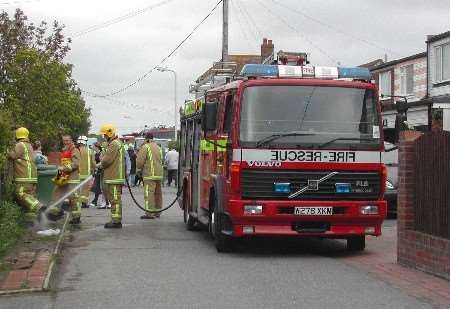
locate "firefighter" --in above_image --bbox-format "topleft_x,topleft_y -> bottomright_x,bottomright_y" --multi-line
136,132 -> 163,219
77,136 -> 95,208
49,134 -> 82,224
7,127 -> 45,222
97,124 -> 125,228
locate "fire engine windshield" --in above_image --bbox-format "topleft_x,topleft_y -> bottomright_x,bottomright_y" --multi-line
239,85 -> 381,149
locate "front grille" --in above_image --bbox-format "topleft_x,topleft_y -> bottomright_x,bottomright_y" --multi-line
241,169 -> 380,201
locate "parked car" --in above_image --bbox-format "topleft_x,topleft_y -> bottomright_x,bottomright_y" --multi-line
382,142 -> 398,217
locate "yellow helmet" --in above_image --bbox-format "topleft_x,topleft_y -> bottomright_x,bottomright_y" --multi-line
16,127 -> 30,139
99,124 -> 116,138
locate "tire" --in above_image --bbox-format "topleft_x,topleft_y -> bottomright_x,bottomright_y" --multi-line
347,236 -> 366,251
183,190 -> 195,231
211,196 -> 235,253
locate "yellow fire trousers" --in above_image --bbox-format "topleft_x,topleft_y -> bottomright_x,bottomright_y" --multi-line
106,184 -> 122,223
53,183 -> 81,219
79,177 -> 90,205
144,180 -> 162,217
15,183 -> 43,221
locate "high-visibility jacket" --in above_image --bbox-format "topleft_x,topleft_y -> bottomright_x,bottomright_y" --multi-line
100,137 -> 125,185
7,139 -> 37,183
136,141 -> 163,181
78,145 -> 95,180
61,144 -> 81,184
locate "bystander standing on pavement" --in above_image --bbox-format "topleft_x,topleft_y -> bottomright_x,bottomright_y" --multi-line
127,144 -> 137,186
32,140 -> 48,165
165,147 -> 179,187
89,143 -> 103,207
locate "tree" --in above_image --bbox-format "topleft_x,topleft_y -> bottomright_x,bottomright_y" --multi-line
0,9 -> 70,96
1,49 -> 91,150
0,9 -> 90,151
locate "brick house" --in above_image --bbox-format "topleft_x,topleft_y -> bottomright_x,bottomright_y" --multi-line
370,52 -> 428,134
425,31 -> 450,131
190,38 -> 274,97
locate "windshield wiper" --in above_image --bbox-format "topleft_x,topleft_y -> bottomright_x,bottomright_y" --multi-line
256,132 -> 316,148
318,137 -> 376,149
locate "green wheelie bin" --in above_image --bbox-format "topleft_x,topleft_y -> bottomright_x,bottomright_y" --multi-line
36,164 -> 57,205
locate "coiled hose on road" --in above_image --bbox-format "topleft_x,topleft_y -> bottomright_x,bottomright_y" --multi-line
124,174 -> 183,214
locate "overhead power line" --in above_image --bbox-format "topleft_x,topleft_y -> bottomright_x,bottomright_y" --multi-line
255,0 -> 337,64
236,0 -> 263,41
0,0 -> 40,5
230,0 -> 253,49
270,0 -> 401,56
85,0 -> 223,98
70,0 -> 175,38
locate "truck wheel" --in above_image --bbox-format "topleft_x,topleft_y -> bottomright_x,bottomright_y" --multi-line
347,236 -> 365,251
212,197 -> 235,253
183,191 -> 195,231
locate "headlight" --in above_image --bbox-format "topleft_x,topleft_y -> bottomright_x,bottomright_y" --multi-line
244,205 -> 263,215
386,180 -> 394,190
360,205 -> 379,215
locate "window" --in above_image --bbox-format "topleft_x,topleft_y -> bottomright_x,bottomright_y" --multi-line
379,71 -> 391,97
435,43 -> 450,82
239,85 -> 381,150
400,64 -> 414,95
223,95 -> 234,135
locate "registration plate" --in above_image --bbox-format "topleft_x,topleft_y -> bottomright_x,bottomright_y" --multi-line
294,207 -> 333,216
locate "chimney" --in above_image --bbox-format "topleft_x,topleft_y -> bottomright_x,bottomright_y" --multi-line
261,38 -> 274,61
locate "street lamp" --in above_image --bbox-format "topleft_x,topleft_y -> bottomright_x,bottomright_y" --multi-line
156,66 -> 177,140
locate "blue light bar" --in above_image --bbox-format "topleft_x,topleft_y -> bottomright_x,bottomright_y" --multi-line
274,182 -> 291,193
241,64 -> 278,77
240,64 -> 371,81
335,183 -> 351,193
338,67 -> 371,80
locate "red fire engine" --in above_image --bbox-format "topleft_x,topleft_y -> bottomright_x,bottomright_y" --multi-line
179,57 -> 387,252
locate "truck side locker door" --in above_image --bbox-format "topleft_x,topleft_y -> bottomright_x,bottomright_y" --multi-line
191,118 -> 201,212
200,95 -> 218,210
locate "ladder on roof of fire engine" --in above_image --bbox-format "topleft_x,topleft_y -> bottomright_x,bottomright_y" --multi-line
189,61 -> 238,96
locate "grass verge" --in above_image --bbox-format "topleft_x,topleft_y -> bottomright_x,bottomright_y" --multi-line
0,201 -> 25,257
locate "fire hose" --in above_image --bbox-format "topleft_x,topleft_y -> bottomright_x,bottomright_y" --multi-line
124,171 -> 183,214
46,169 -> 183,216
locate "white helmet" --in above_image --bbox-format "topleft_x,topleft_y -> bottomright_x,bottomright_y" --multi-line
77,135 -> 88,145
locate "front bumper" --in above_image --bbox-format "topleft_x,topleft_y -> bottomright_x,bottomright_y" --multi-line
226,200 -> 387,238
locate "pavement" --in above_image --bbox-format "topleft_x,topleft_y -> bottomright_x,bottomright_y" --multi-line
0,185 -> 449,309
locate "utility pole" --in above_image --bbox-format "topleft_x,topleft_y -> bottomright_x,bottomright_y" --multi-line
222,0 -> 229,61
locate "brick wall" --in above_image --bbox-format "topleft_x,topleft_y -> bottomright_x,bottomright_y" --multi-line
397,130 -> 450,280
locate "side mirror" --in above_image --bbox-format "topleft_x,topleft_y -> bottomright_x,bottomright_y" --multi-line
396,100 -> 408,114
385,146 -> 398,153
202,100 -> 218,132
394,114 -> 408,144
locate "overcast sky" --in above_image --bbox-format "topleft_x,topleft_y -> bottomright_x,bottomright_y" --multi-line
2,0 -> 449,135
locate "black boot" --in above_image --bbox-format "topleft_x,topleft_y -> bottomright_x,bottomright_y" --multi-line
61,201 -> 70,211
69,217 -> 81,225
140,215 -> 155,219
81,203 -> 89,209
46,208 -> 64,221
104,221 -> 122,229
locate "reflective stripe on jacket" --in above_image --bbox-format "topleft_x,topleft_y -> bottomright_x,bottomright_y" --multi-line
79,146 -> 95,179
63,144 -> 81,184
101,138 -> 125,184
8,139 -> 37,183
136,141 -> 163,180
